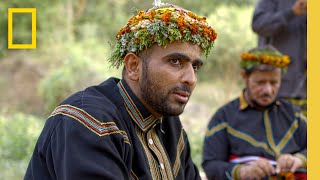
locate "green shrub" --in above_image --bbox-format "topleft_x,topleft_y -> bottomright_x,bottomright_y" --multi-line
38,57 -> 96,112
189,131 -> 205,169
0,112 -> 43,160
0,111 -> 44,180
199,5 -> 257,82
38,42 -> 121,113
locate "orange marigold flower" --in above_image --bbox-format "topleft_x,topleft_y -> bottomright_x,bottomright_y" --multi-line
148,11 -> 156,20
128,17 -> 136,25
117,29 -> 124,37
243,54 -> 249,59
263,55 -> 270,63
134,38 -> 140,44
249,54 -> 255,60
269,56 -> 275,63
240,52 -> 290,68
117,26 -> 130,37
187,11 -> 201,21
177,16 -> 186,28
202,27 -> 209,36
208,30 -> 217,42
180,25 -> 187,33
283,55 -> 290,63
186,12 -> 195,18
161,12 -> 172,23
137,11 -> 145,20
258,54 -> 264,61
189,23 -> 199,34
201,17 -> 207,21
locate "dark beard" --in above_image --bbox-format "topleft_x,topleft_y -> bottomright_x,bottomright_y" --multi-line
245,88 -> 274,111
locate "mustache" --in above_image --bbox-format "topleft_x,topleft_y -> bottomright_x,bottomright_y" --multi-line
171,85 -> 192,94
261,93 -> 272,98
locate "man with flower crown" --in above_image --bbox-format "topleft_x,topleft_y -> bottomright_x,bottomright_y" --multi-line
202,45 -> 306,180
252,0 -> 307,115
24,2 -> 217,180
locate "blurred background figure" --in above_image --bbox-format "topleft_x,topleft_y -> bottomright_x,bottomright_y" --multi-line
202,46 -> 306,180
251,0 -> 307,115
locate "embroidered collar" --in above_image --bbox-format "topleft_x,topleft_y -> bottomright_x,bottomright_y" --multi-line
239,91 -> 249,110
117,80 -> 159,131
239,90 -> 281,110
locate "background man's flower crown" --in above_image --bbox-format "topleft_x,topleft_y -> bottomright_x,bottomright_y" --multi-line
240,45 -> 291,72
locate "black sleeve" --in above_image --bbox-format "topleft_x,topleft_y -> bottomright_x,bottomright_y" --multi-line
252,0 -> 295,37
293,111 -> 307,167
25,106 -> 131,180
202,108 -> 239,180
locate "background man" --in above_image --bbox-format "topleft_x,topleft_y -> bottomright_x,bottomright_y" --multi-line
252,0 -> 307,114
202,45 -> 306,180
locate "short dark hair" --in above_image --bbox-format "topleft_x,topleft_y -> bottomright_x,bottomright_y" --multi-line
121,46 -> 153,77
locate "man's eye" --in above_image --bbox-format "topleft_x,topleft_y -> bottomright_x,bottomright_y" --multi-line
193,65 -> 199,72
170,59 -> 180,65
257,81 -> 265,85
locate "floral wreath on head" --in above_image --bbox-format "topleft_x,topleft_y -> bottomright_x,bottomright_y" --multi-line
109,3 -> 217,68
240,45 -> 291,72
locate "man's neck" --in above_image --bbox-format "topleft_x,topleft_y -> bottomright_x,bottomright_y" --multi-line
123,77 -> 162,118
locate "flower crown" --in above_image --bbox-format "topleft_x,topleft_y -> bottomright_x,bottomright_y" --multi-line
109,3 -> 217,68
240,46 -> 290,71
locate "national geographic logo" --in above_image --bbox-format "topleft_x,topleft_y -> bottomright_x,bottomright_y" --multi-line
7,8 -> 37,49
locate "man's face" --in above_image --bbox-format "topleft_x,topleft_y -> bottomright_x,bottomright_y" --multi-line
139,41 -> 202,116
245,69 -> 281,108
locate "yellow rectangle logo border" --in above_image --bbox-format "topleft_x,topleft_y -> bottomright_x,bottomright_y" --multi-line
8,8 -> 37,49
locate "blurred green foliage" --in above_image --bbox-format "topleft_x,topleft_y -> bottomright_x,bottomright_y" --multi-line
38,44 -> 100,113
38,57 -> 96,113
0,112 -> 43,160
199,5 -> 257,82
0,111 -> 44,180
188,131 -> 205,169
38,41 -> 122,113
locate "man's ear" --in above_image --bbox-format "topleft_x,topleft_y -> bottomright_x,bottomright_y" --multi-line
124,53 -> 142,81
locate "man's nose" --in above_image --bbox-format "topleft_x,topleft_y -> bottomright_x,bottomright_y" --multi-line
262,83 -> 273,94
181,64 -> 196,87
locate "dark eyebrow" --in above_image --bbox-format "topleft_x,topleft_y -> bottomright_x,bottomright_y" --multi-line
164,53 -> 203,66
